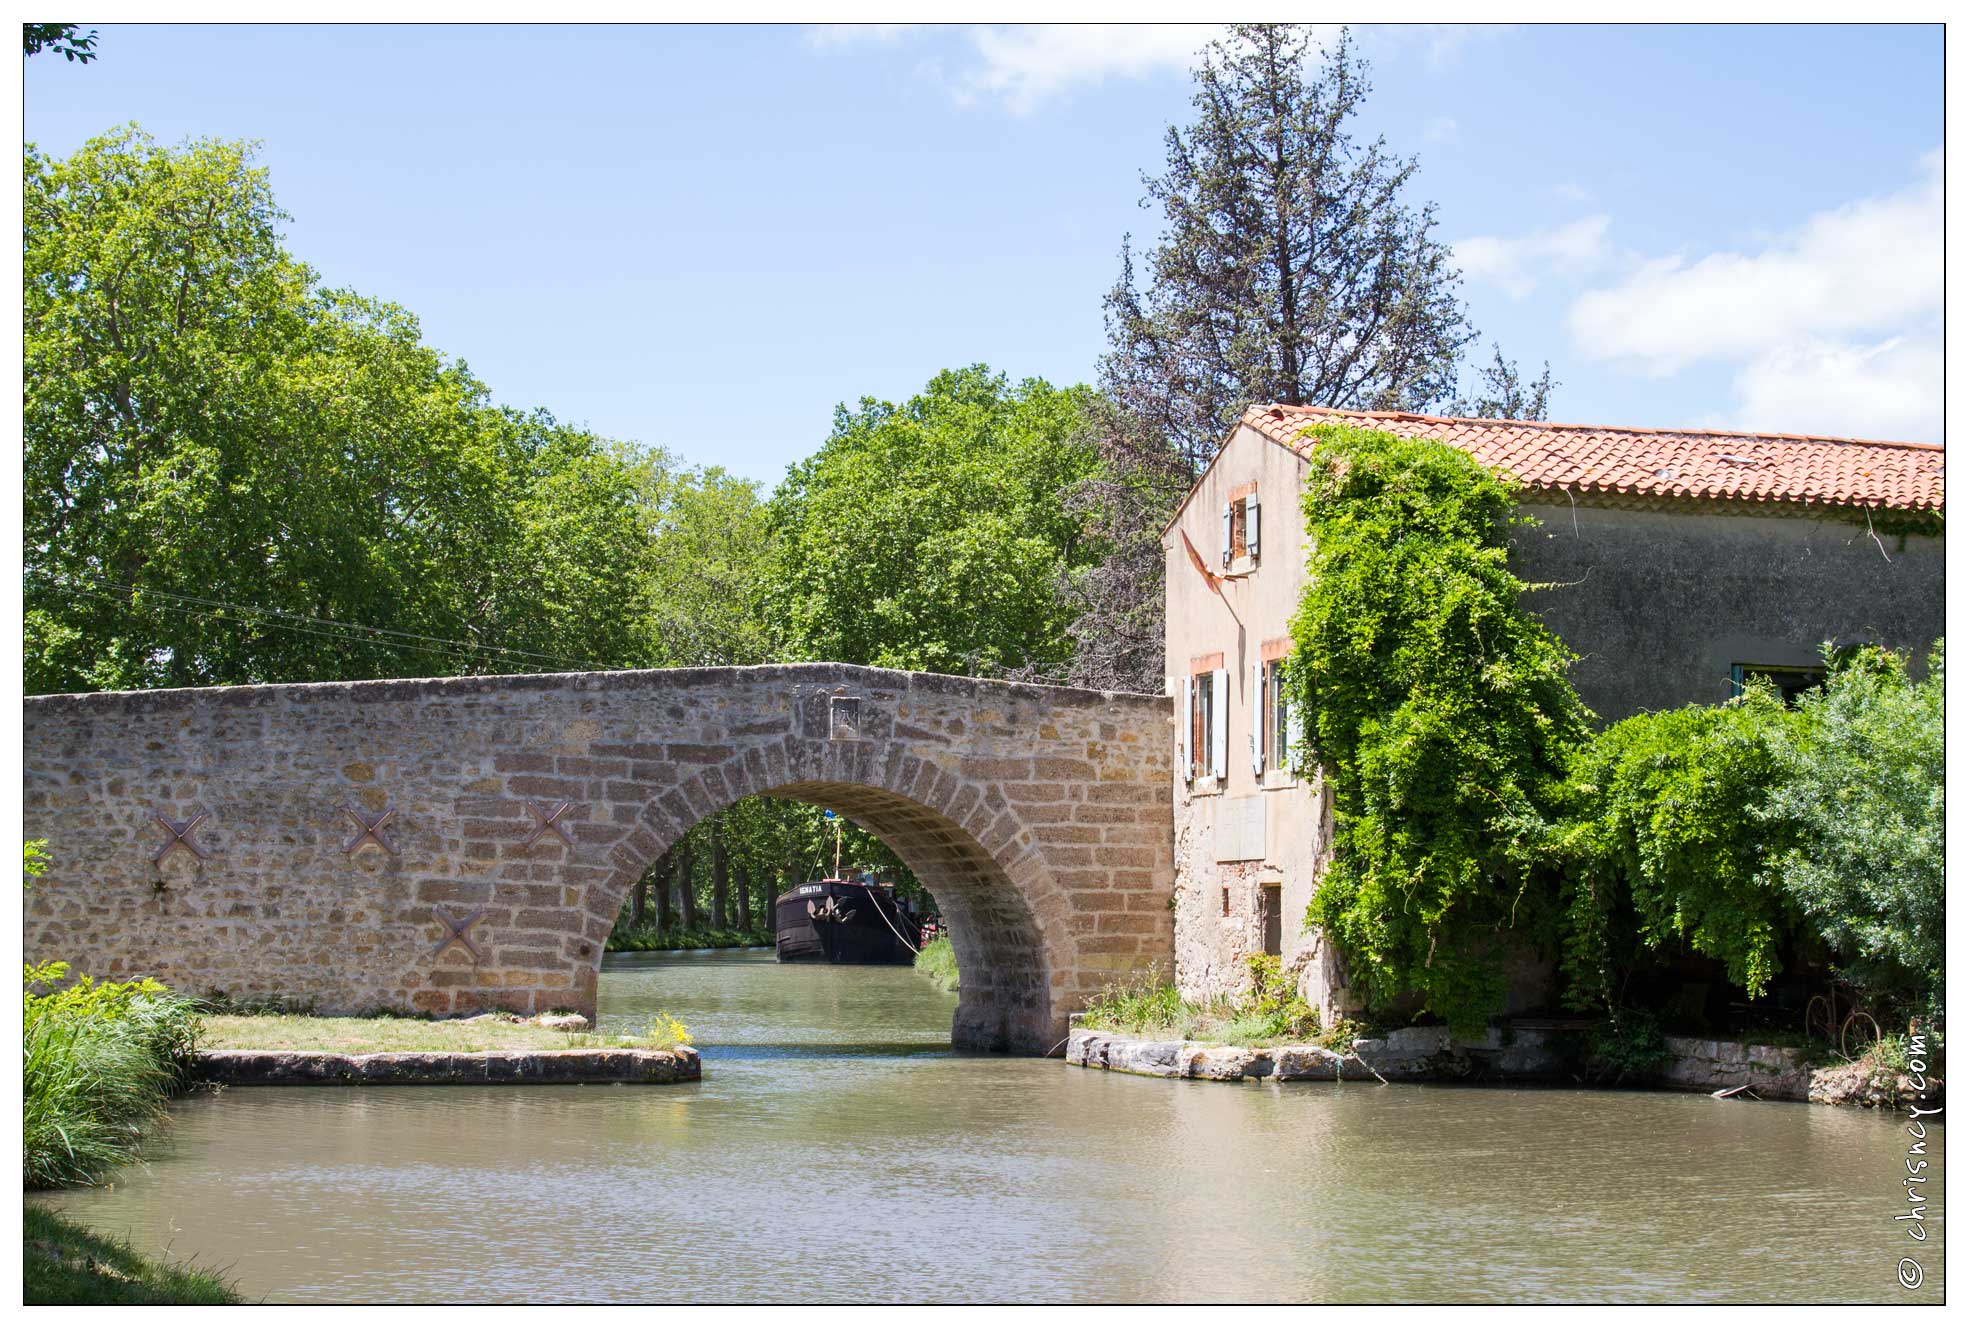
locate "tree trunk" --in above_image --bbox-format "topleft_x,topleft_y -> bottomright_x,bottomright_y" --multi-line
735,863 -> 751,931
677,841 -> 698,932
655,850 -> 675,933
711,827 -> 729,931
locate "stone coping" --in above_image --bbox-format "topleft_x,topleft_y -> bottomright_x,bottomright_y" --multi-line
1069,1027 -> 1941,1108
196,1046 -> 699,1086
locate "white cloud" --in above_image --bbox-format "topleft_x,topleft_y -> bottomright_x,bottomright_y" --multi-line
1728,334 -> 1941,442
1568,153 -> 1940,375
1422,115 -> 1459,145
1566,152 -> 1941,441
1548,181 -> 1594,205
1454,214 -> 1614,299
953,25 -> 1224,114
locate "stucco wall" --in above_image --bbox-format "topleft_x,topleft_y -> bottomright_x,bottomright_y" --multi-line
1511,501 -> 1944,722
24,664 -> 1175,1054
1160,425 -> 1346,1015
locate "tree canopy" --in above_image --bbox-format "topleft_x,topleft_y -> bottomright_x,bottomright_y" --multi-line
24,127 -> 669,692
765,366 -> 1101,678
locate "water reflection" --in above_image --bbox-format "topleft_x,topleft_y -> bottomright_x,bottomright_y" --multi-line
31,951 -> 1942,1303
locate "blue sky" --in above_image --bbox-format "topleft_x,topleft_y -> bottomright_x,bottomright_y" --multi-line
23,23 -> 1944,484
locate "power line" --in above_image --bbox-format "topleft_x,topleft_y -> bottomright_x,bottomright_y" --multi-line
32,571 -> 618,674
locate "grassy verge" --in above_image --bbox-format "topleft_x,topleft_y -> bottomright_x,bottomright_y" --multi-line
914,935 -> 959,992
200,1011 -> 693,1054
24,1206 -> 243,1305
607,925 -> 772,952
25,967 -> 202,1190
1078,958 -> 1341,1047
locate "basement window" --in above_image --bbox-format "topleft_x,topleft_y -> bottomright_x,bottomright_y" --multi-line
1731,663 -> 1826,706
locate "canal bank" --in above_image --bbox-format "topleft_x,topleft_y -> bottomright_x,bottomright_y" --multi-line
1064,1027 -> 1942,1107
32,950 -> 1943,1304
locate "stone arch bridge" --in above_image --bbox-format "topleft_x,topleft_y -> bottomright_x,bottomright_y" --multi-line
24,665 -> 1174,1053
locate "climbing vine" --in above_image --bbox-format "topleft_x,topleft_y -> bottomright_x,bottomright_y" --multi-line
1286,423 -> 1592,1035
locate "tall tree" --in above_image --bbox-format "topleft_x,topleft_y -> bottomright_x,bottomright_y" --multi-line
1068,23 -> 1555,692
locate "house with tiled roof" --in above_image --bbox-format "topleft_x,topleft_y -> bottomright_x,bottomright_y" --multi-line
1161,403 -> 1944,1016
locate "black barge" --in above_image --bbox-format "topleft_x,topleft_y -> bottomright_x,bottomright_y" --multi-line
774,876 -> 921,965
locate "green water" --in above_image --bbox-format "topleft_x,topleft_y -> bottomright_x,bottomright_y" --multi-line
31,951 -> 1944,1303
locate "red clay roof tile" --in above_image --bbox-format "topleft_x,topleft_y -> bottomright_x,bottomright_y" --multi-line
1243,405 -> 1943,514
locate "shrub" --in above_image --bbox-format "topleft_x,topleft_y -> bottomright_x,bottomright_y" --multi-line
1764,642 -> 1944,1018
24,962 -> 204,1189
913,935 -> 959,992
1582,1009 -> 1672,1084
1289,423 -> 1592,1035
1545,685 -> 1803,1010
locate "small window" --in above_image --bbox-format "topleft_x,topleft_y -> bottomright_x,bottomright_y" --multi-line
1183,664 -> 1227,781
1220,493 -> 1261,569
1221,886 -> 1231,917
1731,663 -> 1825,706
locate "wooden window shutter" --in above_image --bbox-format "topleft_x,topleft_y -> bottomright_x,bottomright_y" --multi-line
1286,689 -> 1305,771
1210,667 -> 1229,779
1221,503 -> 1233,568
1180,675 -> 1192,778
1250,658 -> 1265,775
1246,496 -> 1260,563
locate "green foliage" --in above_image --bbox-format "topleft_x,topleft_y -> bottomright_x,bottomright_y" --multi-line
24,964 -> 204,1189
913,935 -> 960,992
766,365 -> 1101,677
25,839 -> 49,882
23,24 -> 97,63
1288,423 -> 1592,1035
1079,959 -> 1320,1045
1581,1009 -> 1671,1084
1764,642 -> 1944,1018
607,925 -> 772,953
25,1206 -> 243,1306
1546,685 -> 1803,1009
25,126 -> 669,692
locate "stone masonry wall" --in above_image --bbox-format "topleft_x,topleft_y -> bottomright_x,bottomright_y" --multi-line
24,664 -> 1175,1054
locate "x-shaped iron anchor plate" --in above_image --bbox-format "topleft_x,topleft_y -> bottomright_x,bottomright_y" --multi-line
522,800 -> 575,849
430,907 -> 489,962
342,804 -> 397,856
153,812 -> 210,866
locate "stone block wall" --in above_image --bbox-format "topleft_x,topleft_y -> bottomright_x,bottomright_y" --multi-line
24,664 -> 1175,1053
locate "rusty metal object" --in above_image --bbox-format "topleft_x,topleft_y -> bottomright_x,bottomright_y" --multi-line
429,906 -> 488,962
521,799 -> 574,849
153,812 -> 210,866
341,804 -> 396,856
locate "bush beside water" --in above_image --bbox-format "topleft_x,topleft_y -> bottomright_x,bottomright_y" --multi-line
24,962 -> 203,1190
607,925 -> 773,953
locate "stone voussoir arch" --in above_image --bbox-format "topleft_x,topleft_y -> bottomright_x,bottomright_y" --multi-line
24,663 -> 1174,1054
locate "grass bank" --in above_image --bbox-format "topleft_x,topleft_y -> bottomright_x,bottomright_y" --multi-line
24,1207 -> 243,1305
607,925 -> 772,953
201,1011 -> 692,1054
914,935 -> 959,992
1078,959 -> 1344,1048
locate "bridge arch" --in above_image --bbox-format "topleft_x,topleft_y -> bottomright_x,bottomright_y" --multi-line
24,664 -> 1174,1054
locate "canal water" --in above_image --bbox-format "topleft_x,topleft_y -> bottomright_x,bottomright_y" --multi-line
34,951 -> 1943,1303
